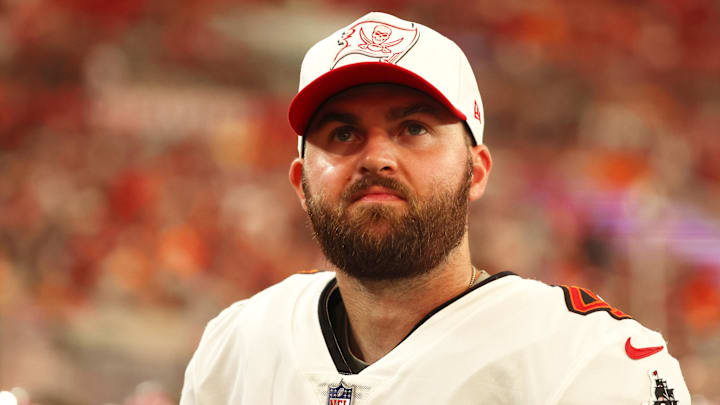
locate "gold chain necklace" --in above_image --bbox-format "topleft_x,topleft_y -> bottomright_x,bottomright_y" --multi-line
468,266 -> 478,289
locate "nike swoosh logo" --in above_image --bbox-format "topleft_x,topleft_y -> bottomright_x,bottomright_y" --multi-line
625,337 -> 663,360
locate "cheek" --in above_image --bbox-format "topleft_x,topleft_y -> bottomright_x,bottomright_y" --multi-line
305,154 -> 352,198
409,150 -> 468,196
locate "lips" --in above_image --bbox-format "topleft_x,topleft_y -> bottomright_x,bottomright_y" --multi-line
351,186 -> 406,203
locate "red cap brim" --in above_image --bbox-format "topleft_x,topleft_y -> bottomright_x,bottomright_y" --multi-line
288,62 -> 466,135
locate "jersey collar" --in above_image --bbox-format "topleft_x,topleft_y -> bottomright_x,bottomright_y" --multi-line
317,271 -> 517,374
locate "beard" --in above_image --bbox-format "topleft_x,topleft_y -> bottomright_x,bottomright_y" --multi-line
303,157 -> 473,282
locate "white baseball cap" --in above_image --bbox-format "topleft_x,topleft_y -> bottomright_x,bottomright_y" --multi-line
288,11 -> 485,156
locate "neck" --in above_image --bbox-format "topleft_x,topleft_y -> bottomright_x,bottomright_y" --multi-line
334,236 -> 473,364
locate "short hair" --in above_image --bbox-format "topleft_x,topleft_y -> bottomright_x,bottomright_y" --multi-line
463,122 -> 476,147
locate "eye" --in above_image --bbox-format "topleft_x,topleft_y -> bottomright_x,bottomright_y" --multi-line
404,122 -> 428,136
330,126 -> 357,143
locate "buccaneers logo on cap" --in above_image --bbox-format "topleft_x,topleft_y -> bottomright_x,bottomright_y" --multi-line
333,20 -> 419,68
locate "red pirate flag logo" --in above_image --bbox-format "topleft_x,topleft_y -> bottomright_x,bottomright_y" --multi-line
333,20 -> 420,68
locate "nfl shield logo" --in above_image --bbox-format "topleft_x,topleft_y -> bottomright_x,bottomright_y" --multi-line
328,380 -> 353,405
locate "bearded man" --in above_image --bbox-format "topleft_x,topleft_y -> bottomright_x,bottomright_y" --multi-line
180,12 -> 690,404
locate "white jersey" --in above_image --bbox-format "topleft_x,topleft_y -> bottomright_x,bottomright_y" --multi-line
180,271 -> 690,404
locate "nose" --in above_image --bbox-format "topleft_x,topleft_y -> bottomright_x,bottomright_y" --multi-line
359,129 -> 397,175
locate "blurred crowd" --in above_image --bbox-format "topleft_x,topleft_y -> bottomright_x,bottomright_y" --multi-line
0,0 -> 719,403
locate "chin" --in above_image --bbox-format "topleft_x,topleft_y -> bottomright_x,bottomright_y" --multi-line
348,203 -> 405,220
360,221 -> 396,236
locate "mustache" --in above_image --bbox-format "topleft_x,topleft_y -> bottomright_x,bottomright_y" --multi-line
341,174 -> 413,205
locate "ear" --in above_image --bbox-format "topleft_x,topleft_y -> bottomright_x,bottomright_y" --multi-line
289,157 -> 308,211
468,144 -> 492,202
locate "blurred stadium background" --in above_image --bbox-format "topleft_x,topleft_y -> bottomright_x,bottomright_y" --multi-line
0,0 -> 719,403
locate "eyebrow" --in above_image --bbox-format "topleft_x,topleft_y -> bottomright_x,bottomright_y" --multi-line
386,103 -> 441,121
308,112 -> 358,133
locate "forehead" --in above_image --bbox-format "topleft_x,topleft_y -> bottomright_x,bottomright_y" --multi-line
309,84 -> 456,125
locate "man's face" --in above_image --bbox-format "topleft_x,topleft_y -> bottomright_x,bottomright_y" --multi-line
290,84 -> 490,281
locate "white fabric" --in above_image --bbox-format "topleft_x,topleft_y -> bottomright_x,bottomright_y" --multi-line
180,272 -> 691,404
